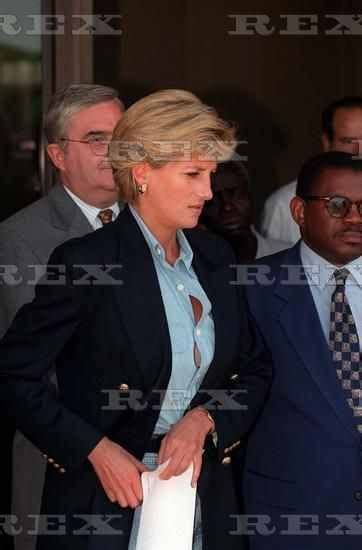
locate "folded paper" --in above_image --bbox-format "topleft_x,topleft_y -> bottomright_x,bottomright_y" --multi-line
135,461 -> 197,550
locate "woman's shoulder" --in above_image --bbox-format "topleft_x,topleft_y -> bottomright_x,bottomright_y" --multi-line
185,227 -> 236,264
49,221 -> 120,266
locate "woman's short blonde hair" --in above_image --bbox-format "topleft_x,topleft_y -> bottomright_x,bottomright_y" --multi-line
109,89 -> 236,203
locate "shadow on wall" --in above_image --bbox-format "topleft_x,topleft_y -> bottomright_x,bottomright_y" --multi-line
202,89 -> 288,219
118,82 -> 157,109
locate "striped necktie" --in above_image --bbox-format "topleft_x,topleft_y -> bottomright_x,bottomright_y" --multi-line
97,209 -> 113,226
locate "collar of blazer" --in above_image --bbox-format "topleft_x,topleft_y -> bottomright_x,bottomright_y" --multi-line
266,242 -> 360,441
101,206 -> 241,403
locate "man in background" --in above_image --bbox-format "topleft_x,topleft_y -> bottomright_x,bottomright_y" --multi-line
200,160 -> 289,262
245,151 -> 362,549
0,83 -> 124,550
260,96 -> 362,244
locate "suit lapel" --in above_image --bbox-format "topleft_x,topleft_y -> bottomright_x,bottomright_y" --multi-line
109,213 -> 239,402
274,245 -> 359,440
47,184 -> 94,238
110,208 -> 171,392
188,236 -> 238,391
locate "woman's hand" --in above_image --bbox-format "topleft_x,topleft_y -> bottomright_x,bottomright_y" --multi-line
88,437 -> 149,508
157,407 -> 214,487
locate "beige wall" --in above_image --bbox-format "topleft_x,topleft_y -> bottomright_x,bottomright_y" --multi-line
93,0 -> 362,216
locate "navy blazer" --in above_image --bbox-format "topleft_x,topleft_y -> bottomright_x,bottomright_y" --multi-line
0,206 -> 271,550
244,243 -> 362,550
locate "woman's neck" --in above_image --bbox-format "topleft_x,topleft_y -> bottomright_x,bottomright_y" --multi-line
132,204 -> 180,265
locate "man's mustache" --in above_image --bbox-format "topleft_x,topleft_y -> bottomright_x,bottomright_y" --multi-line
339,225 -> 362,233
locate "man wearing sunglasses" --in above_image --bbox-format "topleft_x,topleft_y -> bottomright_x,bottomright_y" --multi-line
243,151 -> 362,550
0,84 -> 124,550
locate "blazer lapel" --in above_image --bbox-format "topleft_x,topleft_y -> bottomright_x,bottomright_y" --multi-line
110,217 -> 240,402
110,208 -> 171,393
274,244 -> 359,440
188,236 -> 239,391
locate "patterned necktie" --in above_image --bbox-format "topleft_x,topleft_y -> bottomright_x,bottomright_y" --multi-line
329,268 -> 362,432
97,209 -> 113,226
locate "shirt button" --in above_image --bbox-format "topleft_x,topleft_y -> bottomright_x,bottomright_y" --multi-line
155,246 -> 161,255
176,283 -> 184,292
196,328 -> 201,336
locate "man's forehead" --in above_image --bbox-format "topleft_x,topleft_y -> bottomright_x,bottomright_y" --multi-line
333,107 -> 362,134
315,167 -> 362,194
66,100 -> 122,135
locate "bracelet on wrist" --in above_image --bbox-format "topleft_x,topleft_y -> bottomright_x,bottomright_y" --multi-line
196,407 -> 216,434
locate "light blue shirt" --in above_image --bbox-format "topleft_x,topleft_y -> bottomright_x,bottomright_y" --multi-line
129,206 -> 215,434
300,241 -> 362,348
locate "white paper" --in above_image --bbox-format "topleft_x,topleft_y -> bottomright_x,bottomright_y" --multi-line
135,461 -> 197,550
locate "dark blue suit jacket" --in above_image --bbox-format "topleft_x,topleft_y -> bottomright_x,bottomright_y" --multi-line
0,206 -> 271,550
244,243 -> 362,550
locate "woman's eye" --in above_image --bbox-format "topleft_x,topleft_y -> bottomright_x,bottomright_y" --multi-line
185,171 -> 199,177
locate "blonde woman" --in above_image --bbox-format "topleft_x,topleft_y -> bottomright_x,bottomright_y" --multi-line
0,90 -> 271,550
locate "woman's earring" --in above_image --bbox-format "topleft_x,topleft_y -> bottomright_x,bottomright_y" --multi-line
137,182 -> 148,195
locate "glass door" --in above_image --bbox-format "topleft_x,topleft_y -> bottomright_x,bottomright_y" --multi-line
0,0 -> 42,221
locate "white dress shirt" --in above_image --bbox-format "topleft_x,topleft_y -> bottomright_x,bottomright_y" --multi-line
261,179 -> 299,245
300,240 -> 362,347
63,185 -> 120,229
252,226 -> 290,259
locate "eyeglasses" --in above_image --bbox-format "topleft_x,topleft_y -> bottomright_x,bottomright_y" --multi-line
302,195 -> 362,218
60,137 -> 110,156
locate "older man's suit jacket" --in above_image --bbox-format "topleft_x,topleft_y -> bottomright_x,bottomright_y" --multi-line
0,206 -> 271,550
0,184 -> 93,550
0,184 -> 93,336
244,243 -> 362,550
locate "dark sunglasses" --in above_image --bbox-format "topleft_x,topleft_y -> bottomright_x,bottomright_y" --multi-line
302,195 -> 362,218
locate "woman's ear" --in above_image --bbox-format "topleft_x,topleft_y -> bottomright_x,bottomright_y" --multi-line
132,162 -> 150,185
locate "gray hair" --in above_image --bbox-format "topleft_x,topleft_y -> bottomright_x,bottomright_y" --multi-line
44,84 -> 124,144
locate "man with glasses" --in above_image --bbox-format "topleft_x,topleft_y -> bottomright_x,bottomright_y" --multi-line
0,84 -> 124,550
260,96 -> 362,245
243,151 -> 362,550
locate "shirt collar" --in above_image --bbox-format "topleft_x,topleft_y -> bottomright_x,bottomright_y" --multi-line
63,185 -> 119,226
300,240 -> 362,289
129,205 -> 194,270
